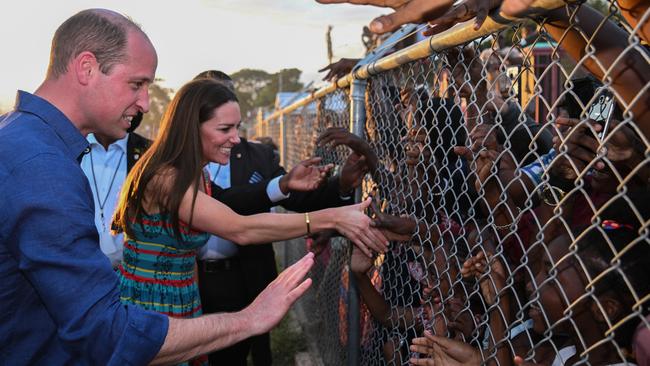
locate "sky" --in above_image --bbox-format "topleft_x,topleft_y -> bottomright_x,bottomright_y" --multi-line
0,0 -> 385,111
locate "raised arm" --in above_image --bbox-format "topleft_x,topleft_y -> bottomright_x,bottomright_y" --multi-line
543,4 -> 650,136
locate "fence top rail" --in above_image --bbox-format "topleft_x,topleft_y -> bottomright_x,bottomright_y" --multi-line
263,0 -> 567,123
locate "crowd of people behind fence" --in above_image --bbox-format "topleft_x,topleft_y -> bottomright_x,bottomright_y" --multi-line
0,0 -> 648,365
308,0 -> 650,365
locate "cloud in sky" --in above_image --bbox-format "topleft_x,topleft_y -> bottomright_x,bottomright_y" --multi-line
0,0 -> 385,106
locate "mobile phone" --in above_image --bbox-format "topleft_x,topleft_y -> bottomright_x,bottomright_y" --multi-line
587,93 -> 615,139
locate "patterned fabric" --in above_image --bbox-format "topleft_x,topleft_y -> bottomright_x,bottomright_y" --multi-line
118,201 -> 210,366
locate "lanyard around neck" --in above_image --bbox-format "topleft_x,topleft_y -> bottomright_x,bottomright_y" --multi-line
89,148 -> 125,230
211,164 -> 223,185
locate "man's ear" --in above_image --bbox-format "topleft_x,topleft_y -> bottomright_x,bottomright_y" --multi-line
591,295 -> 623,324
73,51 -> 98,85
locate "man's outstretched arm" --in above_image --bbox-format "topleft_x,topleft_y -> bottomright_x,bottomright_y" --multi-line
150,252 -> 315,365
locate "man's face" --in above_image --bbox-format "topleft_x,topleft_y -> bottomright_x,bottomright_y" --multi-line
87,30 -> 157,140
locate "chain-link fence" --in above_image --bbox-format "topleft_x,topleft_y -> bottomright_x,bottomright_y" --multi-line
257,1 -> 649,365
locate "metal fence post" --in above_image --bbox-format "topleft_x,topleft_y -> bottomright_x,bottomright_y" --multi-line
347,78 -> 367,366
279,113 -> 286,168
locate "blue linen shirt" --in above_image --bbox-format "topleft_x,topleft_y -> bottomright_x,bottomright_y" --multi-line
0,91 -> 168,365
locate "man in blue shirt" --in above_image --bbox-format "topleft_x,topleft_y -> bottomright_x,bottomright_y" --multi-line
0,8 -> 314,365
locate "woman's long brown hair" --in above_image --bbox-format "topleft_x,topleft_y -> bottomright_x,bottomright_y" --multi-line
114,79 -> 238,242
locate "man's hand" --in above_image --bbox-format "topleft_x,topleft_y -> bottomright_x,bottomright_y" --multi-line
279,157 -> 334,194
339,152 -> 369,195
243,252 -> 315,335
315,0 -> 454,34
319,58 -> 361,81
317,127 -> 378,174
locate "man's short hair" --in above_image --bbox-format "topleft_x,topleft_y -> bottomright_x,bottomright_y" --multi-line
47,9 -> 143,79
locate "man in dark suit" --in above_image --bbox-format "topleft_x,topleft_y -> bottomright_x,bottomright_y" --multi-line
195,70 -> 366,365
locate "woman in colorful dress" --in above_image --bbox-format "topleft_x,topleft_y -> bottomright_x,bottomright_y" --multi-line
113,79 -> 387,366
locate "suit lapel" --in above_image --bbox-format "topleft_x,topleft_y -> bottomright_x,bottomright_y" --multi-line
230,143 -> 247,185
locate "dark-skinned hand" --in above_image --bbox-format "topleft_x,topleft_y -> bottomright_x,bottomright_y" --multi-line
423,0 -> 502,35
317,127 -> 379,174
318,58 -> 360,81
315,0 -> 454,35
369,199 -> 417,241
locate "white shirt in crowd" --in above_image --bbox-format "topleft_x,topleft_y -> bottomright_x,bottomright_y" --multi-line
80,133 -> 128,267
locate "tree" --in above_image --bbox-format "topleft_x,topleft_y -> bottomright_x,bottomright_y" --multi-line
230,68 -> 304,119
139,79 -> 174,140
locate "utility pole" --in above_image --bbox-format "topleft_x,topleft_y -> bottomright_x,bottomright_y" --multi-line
326,25 -> 334,64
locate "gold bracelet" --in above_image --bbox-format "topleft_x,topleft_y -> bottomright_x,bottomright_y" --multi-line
305,212 -> 311,235
494,206 -> 522,231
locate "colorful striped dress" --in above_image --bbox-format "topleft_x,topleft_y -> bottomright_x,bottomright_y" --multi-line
118,213 -> 209,366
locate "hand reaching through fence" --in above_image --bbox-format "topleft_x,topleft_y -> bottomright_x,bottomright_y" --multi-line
317,127 -> 379,175
423,0 -> 501,35
319,58 -> 360,81
315,0 -> 454,34
409,331 -> 482,366
350,245 -> 427,332
339,152 -> 369,196
554,117 -> 648,185
461,251 -> 506,306
306,229 -> 336,256
368,198 -> 417,241
543,4 -> 650,137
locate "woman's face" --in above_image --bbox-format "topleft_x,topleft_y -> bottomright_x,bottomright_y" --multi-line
200,101 -> 241,164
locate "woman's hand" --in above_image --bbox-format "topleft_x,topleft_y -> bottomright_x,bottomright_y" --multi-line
332,198 -> 389,257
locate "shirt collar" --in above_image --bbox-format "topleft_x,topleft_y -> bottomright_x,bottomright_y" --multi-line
14,90 -> 89,162
87,133 -> 129,153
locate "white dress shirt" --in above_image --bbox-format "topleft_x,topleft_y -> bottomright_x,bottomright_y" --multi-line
80,134 -> 128,267
198,161 -> 289,260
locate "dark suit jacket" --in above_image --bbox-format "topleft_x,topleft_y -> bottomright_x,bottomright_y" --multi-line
126,132 -> 151,172
210,138 -> 353,299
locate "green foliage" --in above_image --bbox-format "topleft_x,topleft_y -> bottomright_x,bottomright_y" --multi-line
139,79 -> 173,140
231,68 -> 304,119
